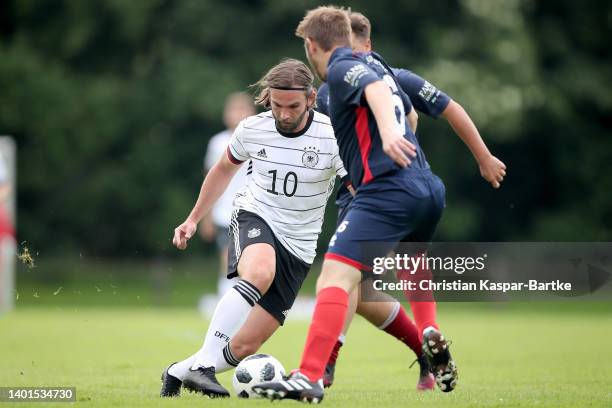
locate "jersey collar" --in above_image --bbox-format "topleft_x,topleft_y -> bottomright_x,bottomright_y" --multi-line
328,47 -> 354,67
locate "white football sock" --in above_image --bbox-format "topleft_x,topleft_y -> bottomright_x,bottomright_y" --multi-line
423,325 -> 437,336
192,279 -> 261,369
378,301 -> 400,330
168,353 -> 197,380
214,343 -> 241,374
337,334 -> 346,344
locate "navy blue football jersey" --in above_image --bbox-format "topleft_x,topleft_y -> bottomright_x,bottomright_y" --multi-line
316,82 -> 331,116
391,68 -> 450,118
326,48 -> 432,190
320,51 -> 451,209
325,48 -> 431,202
319,66 -> 450,120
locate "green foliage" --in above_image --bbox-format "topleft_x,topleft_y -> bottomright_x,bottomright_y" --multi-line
1,0 -> 610,256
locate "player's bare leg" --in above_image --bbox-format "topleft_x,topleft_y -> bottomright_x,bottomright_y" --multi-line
178,243 -> 275,398
254,260 -> 360,403
236,243 -> 276,293
226,304 -> 280,363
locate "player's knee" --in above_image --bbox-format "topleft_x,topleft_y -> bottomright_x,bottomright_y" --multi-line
355,299 -> 381,323
231,338 -> 261,361
315,273 -> 327,293
355,298 -> 369,316
316,267 -> 340,292
316,259 -> 360,293
240,260 -> 275,293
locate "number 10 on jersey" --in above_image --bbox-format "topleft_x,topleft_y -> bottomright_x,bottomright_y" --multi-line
267,169 -> 298,197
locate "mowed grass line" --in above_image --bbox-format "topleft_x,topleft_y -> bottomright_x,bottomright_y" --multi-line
0,304 -> 611,407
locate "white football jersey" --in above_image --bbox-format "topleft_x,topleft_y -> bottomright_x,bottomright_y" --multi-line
227,110 -> 347,264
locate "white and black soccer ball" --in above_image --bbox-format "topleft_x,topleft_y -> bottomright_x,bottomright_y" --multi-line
232,354 -> 285,398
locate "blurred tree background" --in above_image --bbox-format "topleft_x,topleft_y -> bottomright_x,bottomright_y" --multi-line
1,0 -> 611,261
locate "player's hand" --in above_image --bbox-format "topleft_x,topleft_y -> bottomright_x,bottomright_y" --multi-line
381,131 -> 417,168
173,219 -> 197,250
478,154 -> 507,189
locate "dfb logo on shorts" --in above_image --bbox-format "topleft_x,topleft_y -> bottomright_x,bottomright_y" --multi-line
248,228 -> 261,239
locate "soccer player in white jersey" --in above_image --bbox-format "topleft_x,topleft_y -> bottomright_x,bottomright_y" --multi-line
160,58 -> 348,398
200,92 -> 255,298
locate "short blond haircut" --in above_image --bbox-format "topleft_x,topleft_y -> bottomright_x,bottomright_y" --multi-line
295,6 -> 352,51
349,11 -> 371,41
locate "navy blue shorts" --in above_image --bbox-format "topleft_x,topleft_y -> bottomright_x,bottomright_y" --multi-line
327,169 -> 445,270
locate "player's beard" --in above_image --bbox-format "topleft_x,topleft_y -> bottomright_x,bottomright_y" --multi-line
275,107 -> 309,133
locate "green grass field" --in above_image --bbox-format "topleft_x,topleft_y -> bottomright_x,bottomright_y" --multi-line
1,303 -> 611,407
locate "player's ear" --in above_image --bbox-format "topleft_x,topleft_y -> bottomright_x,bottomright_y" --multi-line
305,38 -> 316,54
307,88 -> 316,109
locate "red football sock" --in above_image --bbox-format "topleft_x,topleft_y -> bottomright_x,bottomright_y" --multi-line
328,340 -> 343,365
299,287 -> 349,381
383,305 -> 423,357
409,300 -> 438,340
397,253 -> 439,340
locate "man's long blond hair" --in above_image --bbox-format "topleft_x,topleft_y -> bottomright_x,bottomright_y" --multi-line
251,58 -> 315,108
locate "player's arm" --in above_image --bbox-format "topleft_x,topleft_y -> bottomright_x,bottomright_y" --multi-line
394,68 -> 506,188
198,157 -> 217,242
346,182 -> 356,197
441,100 -> 506,188
173,152 -> 243,250
364,81 -> 417,167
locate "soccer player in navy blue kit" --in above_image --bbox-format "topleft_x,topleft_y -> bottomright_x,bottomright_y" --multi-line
255,7 -> 505,403
317,11 -> 507,392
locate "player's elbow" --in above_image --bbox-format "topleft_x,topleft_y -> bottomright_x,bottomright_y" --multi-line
442,99 -> 464,119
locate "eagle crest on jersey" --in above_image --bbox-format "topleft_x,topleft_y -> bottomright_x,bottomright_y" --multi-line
302,147 -> 320,168
226,110 -> 347,264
